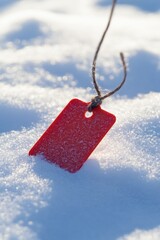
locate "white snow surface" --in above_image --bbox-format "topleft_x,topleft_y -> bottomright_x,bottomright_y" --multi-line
0,0 -> 160,239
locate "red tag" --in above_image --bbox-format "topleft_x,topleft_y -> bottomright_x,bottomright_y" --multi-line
29,99 -> 116,173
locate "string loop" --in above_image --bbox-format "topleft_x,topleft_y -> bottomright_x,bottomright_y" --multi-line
88,96 -> 102,112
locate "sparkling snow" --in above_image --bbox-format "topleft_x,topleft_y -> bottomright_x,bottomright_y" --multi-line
0,0 -> 160,239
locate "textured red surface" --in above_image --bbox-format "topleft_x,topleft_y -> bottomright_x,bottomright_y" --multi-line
29,99 -> 116,173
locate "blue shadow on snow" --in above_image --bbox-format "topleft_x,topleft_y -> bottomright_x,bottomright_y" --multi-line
3,20 -> 46,45
117,51 -> 160,98
97,0 -> 160,12
0,0 -> 17,11
0,102 -> 39,133
30,158 -> 160,240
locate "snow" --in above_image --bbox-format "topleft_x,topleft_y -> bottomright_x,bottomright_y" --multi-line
0,0 -> 160,239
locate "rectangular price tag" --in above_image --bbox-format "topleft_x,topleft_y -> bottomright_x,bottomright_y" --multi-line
29,99 -> 116,173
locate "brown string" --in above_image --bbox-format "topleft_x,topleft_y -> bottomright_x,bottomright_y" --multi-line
88,0 -> 127,112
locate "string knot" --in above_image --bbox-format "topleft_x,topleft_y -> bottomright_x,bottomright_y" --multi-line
87,96 -> 102,112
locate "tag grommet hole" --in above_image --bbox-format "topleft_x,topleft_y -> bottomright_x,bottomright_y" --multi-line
85,111 -> 93,118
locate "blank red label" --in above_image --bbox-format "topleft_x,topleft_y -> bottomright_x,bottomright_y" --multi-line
29,99 -> 116,173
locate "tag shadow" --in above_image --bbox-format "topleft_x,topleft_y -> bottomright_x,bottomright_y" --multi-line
31,157 -> 160,240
